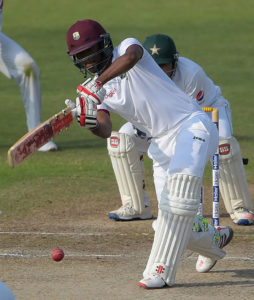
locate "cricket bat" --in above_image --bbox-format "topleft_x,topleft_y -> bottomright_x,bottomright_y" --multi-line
7,107 -> 73,168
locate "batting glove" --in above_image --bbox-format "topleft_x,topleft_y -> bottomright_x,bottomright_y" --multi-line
77,76 -> 106,105
65,97 -> 97,129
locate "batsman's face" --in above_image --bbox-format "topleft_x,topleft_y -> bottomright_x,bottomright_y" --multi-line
76,44 -> 102,73
159,63 -> 173,77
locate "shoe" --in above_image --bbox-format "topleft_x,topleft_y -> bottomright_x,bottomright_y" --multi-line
138,274 -> 166,289
38,141 -> 58,152
196,226 -> 234,273
196,256 -> 217,273
230,207 -> 254,225
152,219 -> 157,231
108,205 -> 153,221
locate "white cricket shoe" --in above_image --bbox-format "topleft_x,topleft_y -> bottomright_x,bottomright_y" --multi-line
38,141 -> 58,152
230,207 -> 254,225
196,226 -> 234,273
138,274 -> 166,289
152,219 -> 158,231
195,256 -> 217,273
108,205 -> 153,221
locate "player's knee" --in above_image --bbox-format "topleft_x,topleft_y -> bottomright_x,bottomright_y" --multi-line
15,52 -> 40,78
159,174 -> 201,214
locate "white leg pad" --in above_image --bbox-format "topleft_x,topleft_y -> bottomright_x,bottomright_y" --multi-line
107,131 -> 145,214
143,174 -> 201,286
219,136 -> 252,213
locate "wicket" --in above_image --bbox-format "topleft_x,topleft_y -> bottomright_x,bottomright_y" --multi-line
198,107 -> 220,226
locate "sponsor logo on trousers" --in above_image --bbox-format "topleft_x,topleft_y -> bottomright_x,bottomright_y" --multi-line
193,136 -> 205,142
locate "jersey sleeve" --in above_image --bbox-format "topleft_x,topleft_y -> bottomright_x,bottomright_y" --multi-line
114,38 -> 143,58
97,102 -> 110,113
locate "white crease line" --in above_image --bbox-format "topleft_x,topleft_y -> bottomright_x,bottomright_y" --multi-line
0,253 -> 125,258
0,252 -> 253,261
0,231 -> 129,236
0,253 -> 49,258
0,231 -> 150,237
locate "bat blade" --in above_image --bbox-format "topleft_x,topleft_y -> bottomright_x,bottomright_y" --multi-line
7,107 -> 73,168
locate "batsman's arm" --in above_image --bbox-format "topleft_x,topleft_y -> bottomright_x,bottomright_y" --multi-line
97,44 -> 143,85
89,109 -> 112,139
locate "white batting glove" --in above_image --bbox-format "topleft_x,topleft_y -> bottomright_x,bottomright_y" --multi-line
65,97 -> 97,129
77,76 -> 106,105
65,99 -> 77,117
76,96 -> 98,128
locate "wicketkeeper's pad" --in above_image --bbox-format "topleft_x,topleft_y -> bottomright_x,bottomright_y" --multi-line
219,136 -> 252,213
107,131 -> 146,214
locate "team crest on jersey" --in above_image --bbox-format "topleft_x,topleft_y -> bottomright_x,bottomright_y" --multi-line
219,144 -> 230,155
110,136 -> 119,147
196,90 -> 204,102
73,32 -> 80,40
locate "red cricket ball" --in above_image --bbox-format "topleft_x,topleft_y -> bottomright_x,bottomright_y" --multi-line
51,247 -> 64,262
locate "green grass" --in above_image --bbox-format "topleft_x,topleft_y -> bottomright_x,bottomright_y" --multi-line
0,0 -> 253,219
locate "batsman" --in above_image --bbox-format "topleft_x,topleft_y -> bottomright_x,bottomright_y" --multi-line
107,34 -> 253,226
65,19 -> 233,288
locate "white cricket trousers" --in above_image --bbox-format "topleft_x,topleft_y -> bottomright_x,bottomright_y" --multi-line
0,32 -> 41,131
148,112 -> 219,205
